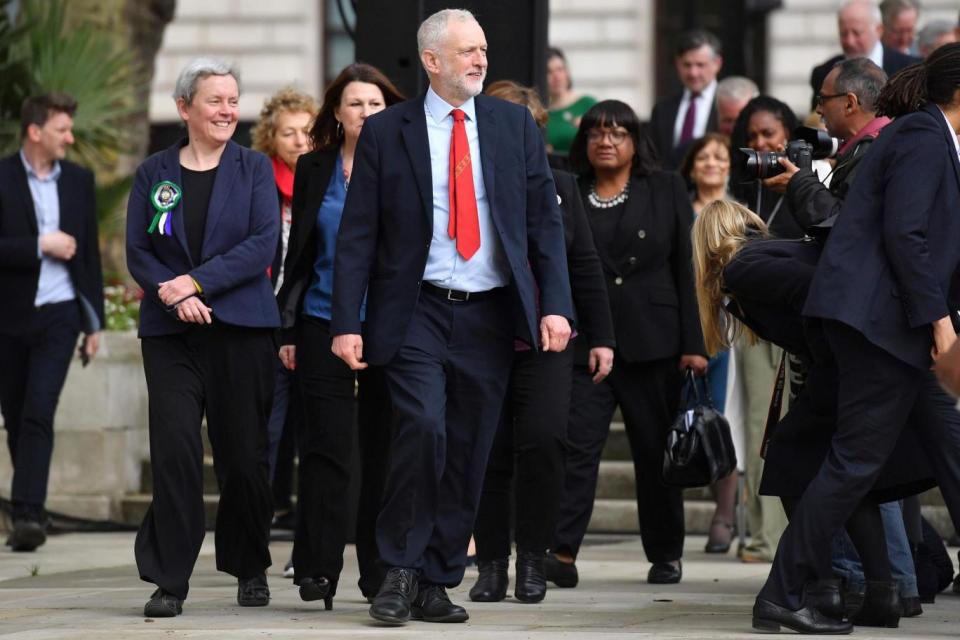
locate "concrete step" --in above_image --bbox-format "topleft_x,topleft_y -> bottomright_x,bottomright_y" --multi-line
588,498 -> 716,535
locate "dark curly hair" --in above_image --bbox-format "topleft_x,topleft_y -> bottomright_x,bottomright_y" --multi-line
568,99 -> 659,178
877,42 -> 960,117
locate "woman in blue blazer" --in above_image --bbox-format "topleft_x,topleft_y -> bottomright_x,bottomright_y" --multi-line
126,58 -> 280,618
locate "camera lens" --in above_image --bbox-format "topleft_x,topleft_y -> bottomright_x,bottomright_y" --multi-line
735,148 -> 786,181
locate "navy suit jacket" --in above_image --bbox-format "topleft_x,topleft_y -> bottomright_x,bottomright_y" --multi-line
0,153 -> 104,335
331,93 -> 574,365
126,140 -> 280,337
803,103 -> 960,370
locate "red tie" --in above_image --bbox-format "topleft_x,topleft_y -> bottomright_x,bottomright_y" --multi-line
448,108 -> 480,260
679,92 -> 698,145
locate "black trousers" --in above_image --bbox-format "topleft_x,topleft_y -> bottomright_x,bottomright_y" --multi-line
378,289 -> 514,586
0,301 -> 80,518
135,323 -> 275,600
759,321 -> 922,609
554,357 -> 684,563
474,347 -> 574,561
292,316 -> 391,597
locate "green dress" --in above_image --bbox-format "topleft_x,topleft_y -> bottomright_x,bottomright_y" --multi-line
547,95 -> 597,155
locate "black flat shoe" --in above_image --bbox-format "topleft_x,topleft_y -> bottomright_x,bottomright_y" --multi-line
543,553 -> 578,588
469,557 -> 508,602
144,588 -> 183,618
850,580 -> 900,628
6,519 -> 46,552
369,567 -> 418,625
647,560 -> 682,584
411,584 -> 469,623
299,576 -> 333,610
752,598 -> 852,634
515,550 -> 547,603
237,574 -> 270,607
901,595 -> 922,618
803,578 -> 844,620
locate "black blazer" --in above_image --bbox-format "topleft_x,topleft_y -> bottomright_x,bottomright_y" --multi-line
809,47 -> 919,107
276,148 -> 338,341
648,91 -> 719,170
804,103 -> 960,371
552,170 -> 615,360
579,171 -> 706,363
0,152 -> 104,335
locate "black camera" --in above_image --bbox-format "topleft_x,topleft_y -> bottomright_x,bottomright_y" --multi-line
735,126 -> 839,181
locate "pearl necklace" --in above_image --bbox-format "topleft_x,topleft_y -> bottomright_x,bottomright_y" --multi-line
588,181 -> 630,209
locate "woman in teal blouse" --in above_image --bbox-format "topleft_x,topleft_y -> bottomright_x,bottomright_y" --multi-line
546,47 -> 597,155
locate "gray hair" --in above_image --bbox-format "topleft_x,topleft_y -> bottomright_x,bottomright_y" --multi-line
839,0 -> 883,26
416,8 -> 477,56
879,0 -> 920,27
716,76 -> 759,104
917,19 -> 953,54
173,57 -> 242,104
831,57 -> 887,111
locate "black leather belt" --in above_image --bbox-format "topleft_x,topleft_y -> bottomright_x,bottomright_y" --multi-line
421,282 -> 503,302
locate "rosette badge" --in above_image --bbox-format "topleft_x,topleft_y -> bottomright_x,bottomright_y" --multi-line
147,180 -> 182,236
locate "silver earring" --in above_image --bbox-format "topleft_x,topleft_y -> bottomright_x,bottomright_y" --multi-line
336,121 -> 343,137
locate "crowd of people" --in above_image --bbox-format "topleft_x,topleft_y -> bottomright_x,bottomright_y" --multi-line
5,0 -> 960,633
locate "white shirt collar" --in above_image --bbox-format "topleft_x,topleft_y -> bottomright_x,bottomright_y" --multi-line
19,149 -> 61,181
425,86 -> 477,125
865,40 -> 884,68
937,106 -> 960,159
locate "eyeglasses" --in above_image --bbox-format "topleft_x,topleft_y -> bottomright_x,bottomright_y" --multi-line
587,128 -> 629,146
815,92 -> 847,106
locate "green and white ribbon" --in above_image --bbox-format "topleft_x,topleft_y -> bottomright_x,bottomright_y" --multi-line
147,180 -> 182,235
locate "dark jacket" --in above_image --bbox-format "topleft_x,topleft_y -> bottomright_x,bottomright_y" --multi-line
648,91 -> 719,170
578,171 -> 706,363
0,152 -> 104,335
126,139 -> 281,337
809,47 -> 920,108
276,148 -> 338,342
331,94 -> 574,365
804,103 -> 960,370
552,169 -> 615,361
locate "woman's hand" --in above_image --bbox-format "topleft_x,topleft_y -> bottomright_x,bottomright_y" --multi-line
175,295 -> 213,324
279,344 -> 296,371
679,354 -> 708,376
159,274 -> 198,306
588,347 -> 614,383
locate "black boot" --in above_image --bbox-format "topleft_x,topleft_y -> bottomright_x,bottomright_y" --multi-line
514,550 -> 547,603
543,553 -> 578,588
469,558 -> 508,602
803,578 -> 845,620
850,580 -> 900,628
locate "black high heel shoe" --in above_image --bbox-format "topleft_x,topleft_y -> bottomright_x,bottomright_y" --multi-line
299,576 -> 334,610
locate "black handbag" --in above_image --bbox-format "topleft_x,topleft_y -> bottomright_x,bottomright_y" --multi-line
662,369 -> 737,488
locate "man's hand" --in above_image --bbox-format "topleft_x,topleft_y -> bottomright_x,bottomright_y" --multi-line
540,315 -> 571,353
932,316 -> 958,364
83,331 -> 101,360
679,354 -> 709,375
761,157 -> 801,194
175,296 -> 213,324
39,231 -> 76,261
332,334 -> 368,370
588,346 -> 614,383
935,339 -> 960,397
279,344 -> 296,371
158,274 -> 198,307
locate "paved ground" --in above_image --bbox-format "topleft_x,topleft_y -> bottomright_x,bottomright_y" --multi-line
0,532 -> 958,638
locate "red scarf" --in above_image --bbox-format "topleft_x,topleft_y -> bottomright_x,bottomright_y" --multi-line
838,116 -> 891,156
271,155 -> 294,202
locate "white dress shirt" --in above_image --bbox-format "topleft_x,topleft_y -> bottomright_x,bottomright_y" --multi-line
422,86 -> 510,292
672,79 -> 718,147
867,40 -> 884,68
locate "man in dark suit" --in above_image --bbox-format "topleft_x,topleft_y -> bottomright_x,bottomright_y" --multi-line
648,29 -> 722,170
331,8 -> 573,626
0,93 -> 104,552
809,0 -> 919,109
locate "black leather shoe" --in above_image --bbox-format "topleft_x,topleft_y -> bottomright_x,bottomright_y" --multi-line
803,578 -> 844,620
144,588 -> 183,617
901,595 -> 923,618
850,580 -> 900,628
543,553 -> 578,588
412,584 -> 469,623
299,576 -> 333,610
369,567 -> 418,625
469,558 -> 508,602
6,519 -> 46,552
752,598 -> 852,634
237,574 -> 270,607
515,550 -> 547,603
647,560 -> 682,584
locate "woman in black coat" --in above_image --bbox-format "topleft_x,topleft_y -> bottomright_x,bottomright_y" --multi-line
547,100 -> 707,587
275,63 -> 404,608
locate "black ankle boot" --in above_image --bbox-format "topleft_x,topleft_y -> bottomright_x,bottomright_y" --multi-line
469,558 -> 508,602
515,550 -> 547,603
803,578 -> 844,620
850,580 -> 900,628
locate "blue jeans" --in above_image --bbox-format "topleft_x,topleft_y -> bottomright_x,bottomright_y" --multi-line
705,350 -> 729,413
831,500 -> 918,597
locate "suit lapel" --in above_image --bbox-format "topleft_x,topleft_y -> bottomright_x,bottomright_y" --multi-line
10,155 -> 39,235
203,140 -> 241,246
400,98 -> 434,226
924,103 -> 960,192
475,95 -> 497,221
617,177 -> 650,263
157,141 -> 192,261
